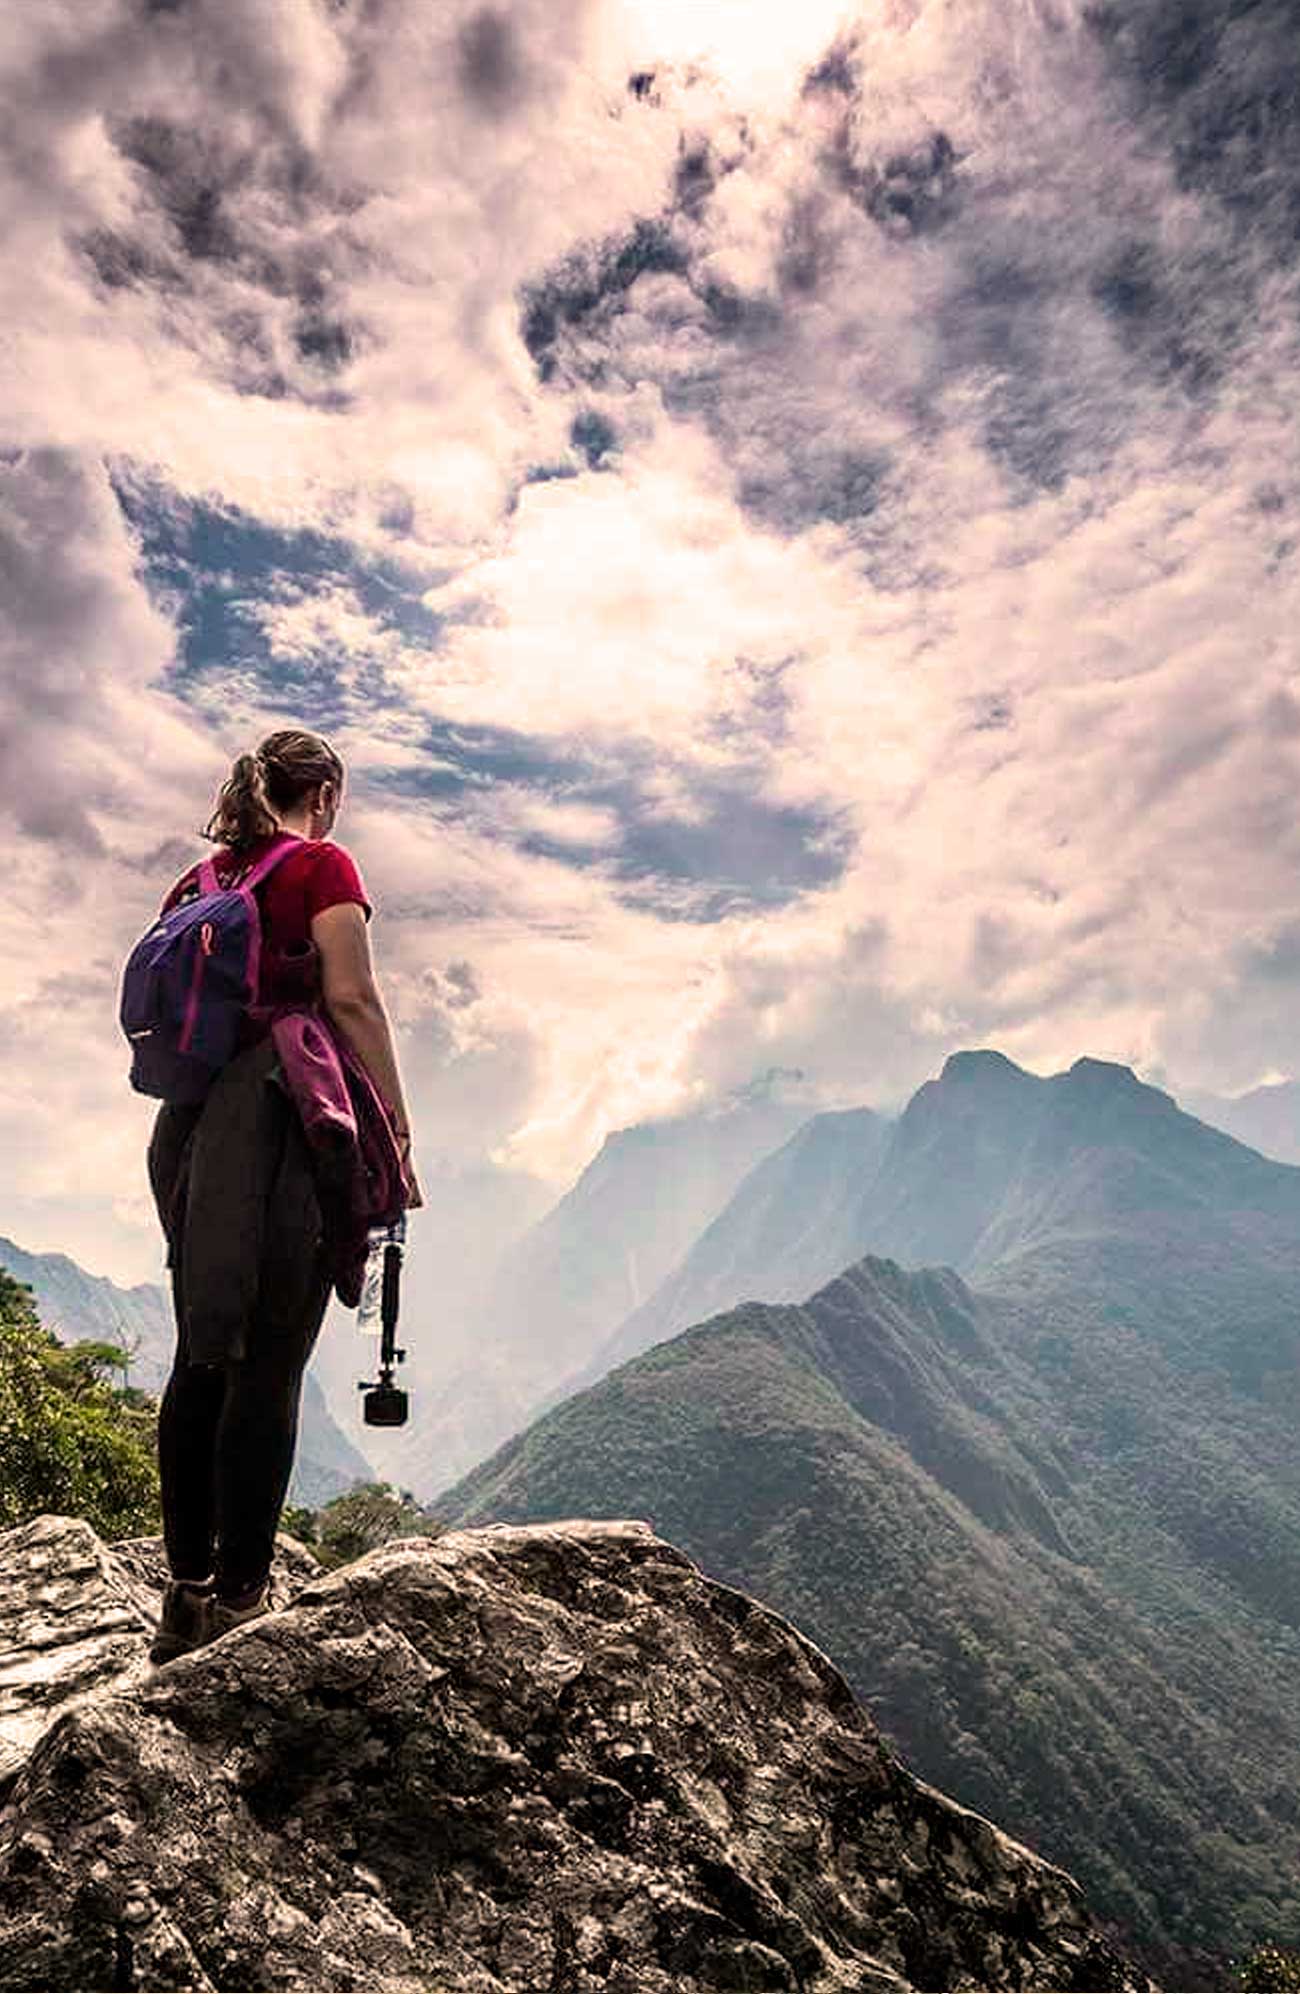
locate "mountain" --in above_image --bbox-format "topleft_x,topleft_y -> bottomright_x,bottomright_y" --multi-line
427,1053 -> 1300,1981
0,1235 -> 373,1509
542,1105 -> 894,1409
0,1509 -> 1148,1992
881,1051 -> 1300,1291
401,1092 -> 812,1491
550,1051 -> 1300,1405
1178,1077 -> 1300,1166
0,1235 -> 174,1395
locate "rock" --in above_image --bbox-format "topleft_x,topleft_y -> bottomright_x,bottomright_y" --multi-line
0,1512 -> 1153,1992
0,1513 -> 320,1797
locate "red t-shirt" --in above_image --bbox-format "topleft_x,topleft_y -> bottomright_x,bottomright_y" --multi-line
160,832 -> 372,1031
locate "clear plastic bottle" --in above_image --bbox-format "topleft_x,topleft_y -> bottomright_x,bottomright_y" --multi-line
356,1214 -> 406,1335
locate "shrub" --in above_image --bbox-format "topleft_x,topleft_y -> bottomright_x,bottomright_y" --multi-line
287,1480 -> 442,1570
1238,1945 -> 1300,1991
0,1266 -> 161,1540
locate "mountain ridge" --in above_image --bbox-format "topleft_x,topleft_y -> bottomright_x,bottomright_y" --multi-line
427,1064 -> 1300,1978
560,1050 -> 1300,1415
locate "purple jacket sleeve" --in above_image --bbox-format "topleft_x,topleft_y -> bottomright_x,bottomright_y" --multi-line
269,1007 -> 406,1307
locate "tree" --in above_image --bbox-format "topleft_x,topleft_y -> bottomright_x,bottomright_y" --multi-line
282,1480 -> 441,1569
0,1266 -> 161,1540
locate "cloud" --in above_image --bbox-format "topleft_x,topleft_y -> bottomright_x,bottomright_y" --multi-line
5,0 -> 1300,1287
0,0 -> 690,539
0,450 -> 207,851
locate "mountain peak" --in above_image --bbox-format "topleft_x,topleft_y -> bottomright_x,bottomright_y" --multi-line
939,1048 -> 1037,1087
1063,1057 -> 1173,1107
1067,1055 -> 1140,1086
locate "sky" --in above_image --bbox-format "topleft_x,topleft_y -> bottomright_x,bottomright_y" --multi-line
3,0 -> 1300,1289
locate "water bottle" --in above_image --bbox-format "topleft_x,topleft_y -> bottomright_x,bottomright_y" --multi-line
357,1214 -> 406,1335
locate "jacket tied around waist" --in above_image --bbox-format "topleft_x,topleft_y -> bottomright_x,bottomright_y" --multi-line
147,1002 -> 407,1366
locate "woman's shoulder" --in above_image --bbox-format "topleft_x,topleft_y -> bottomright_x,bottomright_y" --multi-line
160,834 -> 368,911
301,836 -> 365,879
241,835 -> 364,900
298,838 -> 372,918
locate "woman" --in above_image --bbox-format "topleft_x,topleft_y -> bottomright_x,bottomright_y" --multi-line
145,729 -> 421,1664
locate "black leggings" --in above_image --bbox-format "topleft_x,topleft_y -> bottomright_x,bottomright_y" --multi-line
156,1256 -> 331,1596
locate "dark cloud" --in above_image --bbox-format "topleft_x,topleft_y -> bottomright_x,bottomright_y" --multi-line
800,39 -> 859,100
601,779 -> 854,922
1087,236 -> 1231,394
520,217 -> 690,382
738,446 -> 888,531
116,114 -> 241,263
569,407 -> 619,469
96,110 -> 365,400
826,129 -> 962,240
442,958 -> 481,1007
673,137 -> 717,216
78,224 -> 172,293
1088,0 -> 1300,244
506,0 -> 1300,535
377,716 -> 854,920
0,451 -> 183,854
1236,920 -> 1300,987
456,8 -> 526,115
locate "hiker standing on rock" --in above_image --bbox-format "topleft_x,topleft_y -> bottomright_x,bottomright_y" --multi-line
142,729 -> 421,1664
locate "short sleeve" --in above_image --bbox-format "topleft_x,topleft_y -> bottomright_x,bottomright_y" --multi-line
304,841 -> 372,924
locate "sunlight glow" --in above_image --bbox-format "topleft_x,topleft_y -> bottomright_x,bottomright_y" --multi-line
615,0 -> 859,106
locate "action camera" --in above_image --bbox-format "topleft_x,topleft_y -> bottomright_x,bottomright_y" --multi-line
361,1377 -> 408,1426
358,1229 -> 409,1427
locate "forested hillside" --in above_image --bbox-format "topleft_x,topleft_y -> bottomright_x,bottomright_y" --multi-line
431,1251 -> 1300,1986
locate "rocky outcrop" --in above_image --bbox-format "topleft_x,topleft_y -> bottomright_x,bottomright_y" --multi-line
0,1512 -> 1150,1992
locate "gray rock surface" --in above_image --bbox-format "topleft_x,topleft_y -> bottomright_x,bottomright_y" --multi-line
0,1512 -> 1151,1992
0,1514 -> 320,1794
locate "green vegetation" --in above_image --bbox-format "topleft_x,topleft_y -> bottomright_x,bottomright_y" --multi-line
0,1265 -> 161,1540
282,1481 -> 442,1568
1238,1945 -> 1300,1991
0,1260 -> 443,1577
429,1255 -> 1300,1987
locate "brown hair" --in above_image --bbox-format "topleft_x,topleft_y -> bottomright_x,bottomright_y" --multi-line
202,728 -> 344,851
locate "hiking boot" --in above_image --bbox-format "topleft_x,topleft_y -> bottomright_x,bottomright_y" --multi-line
208,1579 -> 272,1640
148,1577 -> 215,1665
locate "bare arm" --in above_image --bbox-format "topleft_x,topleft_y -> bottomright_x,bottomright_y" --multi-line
311,902 -> 413,1136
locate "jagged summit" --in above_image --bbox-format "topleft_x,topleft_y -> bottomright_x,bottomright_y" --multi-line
938,1048 -> 1035,1086
827,1250 -> 969,1304
0,1512 -> 1148,1993
920,1048 -> 1182,1141
1062,1056 -> 1173,1105
936,1048 -> 1172,1107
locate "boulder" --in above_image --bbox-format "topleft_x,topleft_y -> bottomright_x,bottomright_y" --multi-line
0,1512 -> 1151,1992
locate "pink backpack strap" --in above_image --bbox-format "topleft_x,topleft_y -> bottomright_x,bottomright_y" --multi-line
197,833 -> 302,897
239,833 -> 304,891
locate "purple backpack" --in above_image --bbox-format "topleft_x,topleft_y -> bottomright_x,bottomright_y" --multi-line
119,834 -> 303,1104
